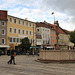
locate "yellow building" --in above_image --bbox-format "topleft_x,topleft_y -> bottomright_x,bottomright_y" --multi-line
7,15 -> 36,49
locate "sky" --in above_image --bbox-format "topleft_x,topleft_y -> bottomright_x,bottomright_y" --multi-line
0,0 -> 75,31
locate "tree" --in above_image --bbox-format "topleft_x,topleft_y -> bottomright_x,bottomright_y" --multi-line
70,30 -> 75,47
18,37 -> 31,54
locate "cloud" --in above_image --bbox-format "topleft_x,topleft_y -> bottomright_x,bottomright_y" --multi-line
40,0 -> 75,31
0,0 -> 75,31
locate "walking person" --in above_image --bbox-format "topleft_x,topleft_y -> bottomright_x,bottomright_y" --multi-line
7,49 -> 16,65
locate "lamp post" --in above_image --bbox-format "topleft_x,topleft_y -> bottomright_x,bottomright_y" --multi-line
51,12 -> 60,50
51,12 -> 55,24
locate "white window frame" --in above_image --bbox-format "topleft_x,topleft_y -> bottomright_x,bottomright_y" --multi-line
23,20 -> 25,25
2,38 -> 5,44
14,28 -> 17,34
9,37 -> 20,43
33,23 -> 35,28
26,21 -> 28,26
18,19 -> 21,25
9,37 -> 13,43
18,29 -> 21,34
30,22 -> 32,27
26,30 -> 28,35
2,29 -> 5,35
14,18 -> 17,24
16,38 -> 20,43
22,30 -> 25,35
9,17 -> 13,23
2,21 -> 6,26
30,31 -> 32,36
32,39 -> 35,44
9,28 -> 12,33
13,37 -> 16,43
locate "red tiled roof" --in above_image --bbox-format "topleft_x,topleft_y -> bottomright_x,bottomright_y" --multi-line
63,29 -> 71,34
36,22 -> 70,34
48,23 -> 66,34
36,22 -> 50,28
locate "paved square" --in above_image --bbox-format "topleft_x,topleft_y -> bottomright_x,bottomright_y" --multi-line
0,55 -> 75,75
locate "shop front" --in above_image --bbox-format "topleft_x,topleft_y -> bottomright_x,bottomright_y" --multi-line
0,45 -> 10,55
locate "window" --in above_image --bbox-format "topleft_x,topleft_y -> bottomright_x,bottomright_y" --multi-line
18,29 -> 21,34
20,38 -> 21,42
26,21 -> 28,26
9,17 -> 12,22
30,31 -> 32,35
2,29 -> 5,35
18,19 -> 21,24
17,38 -> 19,43
33,39 -> 35,44
9,28 -> 12,33
23,21 -> 25,25
37,29 -> 39,31
10,37 -> 12,42
30,22 -> 32,27
14,18 -> 17,24
2,21 -> 5,26
2,38 -> 5,44
14,29 -> 17,34
13,38 -> 16,42
22,30 -> 25,34
31,39 -> 32,43
33,32 -> 35,36
26,30 -> 28,35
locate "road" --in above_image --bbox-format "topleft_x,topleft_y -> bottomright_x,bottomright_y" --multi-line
0,55 -> 75,75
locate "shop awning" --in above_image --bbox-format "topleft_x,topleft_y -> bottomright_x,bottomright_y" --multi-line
0,45 -> 10,48
30,46 -> 39,48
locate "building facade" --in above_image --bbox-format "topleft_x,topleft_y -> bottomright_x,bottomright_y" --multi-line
36,22 -> 50,47
0,10 -> 7,45
49,23 -> 70,49
7,15 -> 36,49
36,34 -> 42,47
49,24 -> 56,47
0,10 -> 36,52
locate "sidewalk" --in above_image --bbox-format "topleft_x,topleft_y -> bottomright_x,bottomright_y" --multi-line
0,55 -> 75,75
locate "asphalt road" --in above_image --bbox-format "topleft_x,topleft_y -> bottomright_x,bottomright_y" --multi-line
0,55 -> 75,75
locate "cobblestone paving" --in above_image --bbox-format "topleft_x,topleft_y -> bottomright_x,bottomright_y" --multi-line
0,55 -> 75,75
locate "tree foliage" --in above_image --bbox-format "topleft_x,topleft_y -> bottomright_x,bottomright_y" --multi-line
18,37 -> 31,54
70,30 -> 75,46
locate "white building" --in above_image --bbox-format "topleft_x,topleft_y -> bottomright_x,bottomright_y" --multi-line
36,22 -> 50,47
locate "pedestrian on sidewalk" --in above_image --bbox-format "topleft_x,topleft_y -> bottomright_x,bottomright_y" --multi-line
7,49 -> 16,65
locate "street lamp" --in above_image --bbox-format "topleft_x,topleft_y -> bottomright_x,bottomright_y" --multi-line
51,12 -> 55,24
51,12 -> 60,50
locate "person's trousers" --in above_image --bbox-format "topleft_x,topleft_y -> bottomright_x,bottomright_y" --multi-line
8,56 -> 15,64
